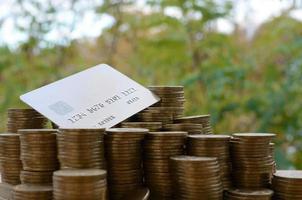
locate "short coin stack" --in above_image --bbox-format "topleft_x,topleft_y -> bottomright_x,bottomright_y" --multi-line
13,184 -> 53,200
187,134 -> 232,190
174,114 -> 213,134
57,128 -> 105,169
7,109 -> 48,133
0,133 -> 22,185
272,170 -> 302,199
148,86 -> 185,118
170,156 -> 223,200
105,128 -> 147,200
143,131 -> 187,199
230,133 -> 276,189
53,169 -> 107,200
19,129 -> 58,172
224,189 -> 273,200
121,122 -> 162,131
163,123 -> 203,135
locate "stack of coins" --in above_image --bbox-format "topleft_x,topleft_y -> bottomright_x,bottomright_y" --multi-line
170,156 -> 223,199
272,170 -> 302,199
13,184 -> 52,200
136,108 -> 173,124
143,131 -> 187,199
19,129 -> 58,172
105,128 -> 147,200
148,86 -> 185,118
53,169 -> 107,200
121,122 -> 162,131
163,123 -> 203,135
187,134 -> 232,190
57,128 -> 105,169
230,133 -> 276,189
0,133 -> 22,185
174,114 -> 213,134
7,109 -> 48,133
224,189 -> 273,200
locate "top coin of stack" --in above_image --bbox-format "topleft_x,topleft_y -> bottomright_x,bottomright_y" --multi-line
7,109 -> 48,133
57,128 -> 106,169
19,129 -> 58,172
148,86 -> 185,118
53,169 -> 107,200
186,134 -> 232,190
174,114 -> 213,134
272,170 -> 302,199
0,133 -> 22,185
230,133 -> 276,189
224,189 -> 273,200
170,156 -> 223,200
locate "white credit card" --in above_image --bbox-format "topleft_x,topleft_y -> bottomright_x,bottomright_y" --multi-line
20,64 -> 160,128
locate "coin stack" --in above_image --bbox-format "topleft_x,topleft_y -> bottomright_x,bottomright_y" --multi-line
13,184 -> 53,200
0,133 -> 22,185
7,109 -> 48,133
230,133 -> 276,189
121,122 -> 162,131
143,131 -> 187,199
186,134 -> 232,190
170,156 -> 223,199
105,128 -> 147,200
272,170 -> 302,199
136,107 -> 173,124
163,123 -> 203,135
19,129 -> 58,172
53,169 -> 107,200
174,114 -> 213,134
224,188 -> 273,200
57,128 -> 105,169
148,86 -> 185,118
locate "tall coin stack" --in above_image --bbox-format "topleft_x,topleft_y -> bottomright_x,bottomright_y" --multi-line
224,189 -> 273,200
143,131 -> 187,199
272,170 -> 302,199
0,133 -> 22,185
7,109 -> 48,133
186,135 -> 232,190
174,115 -> 213,134
105,128 -> 147,200
14,129 -> 58,200
170,156 -> 223,200
53,169 -> 107,200
57,128 -> 105,169
19,129 -> 58,172
230,133 -> 276,189
121,122 -> 162,131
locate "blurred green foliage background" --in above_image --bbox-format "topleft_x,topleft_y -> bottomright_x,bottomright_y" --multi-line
0,0 -> 302,169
